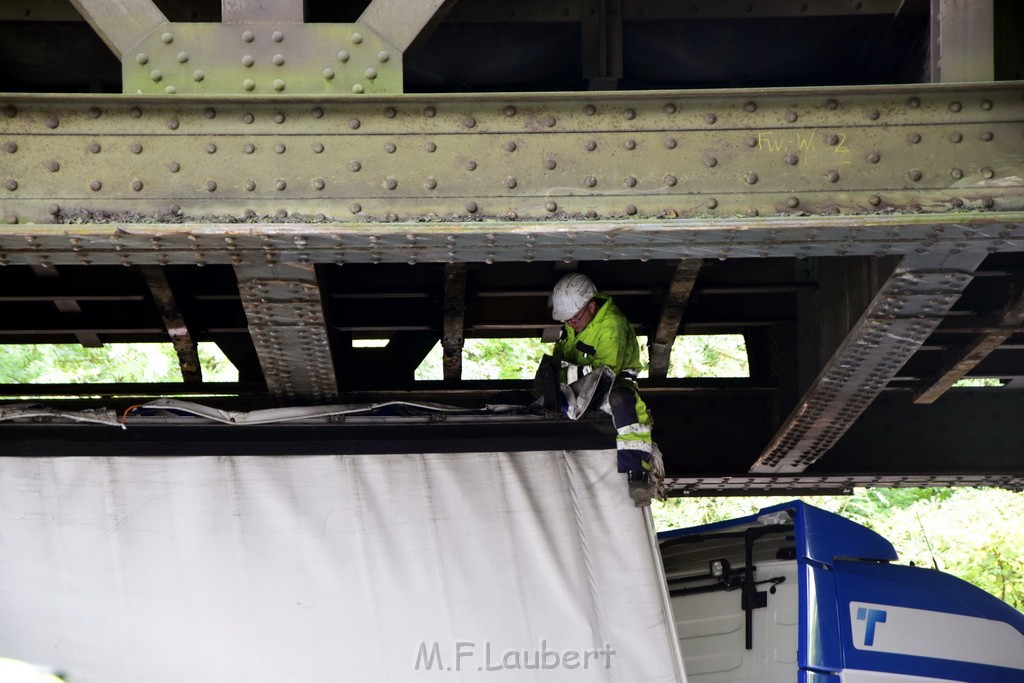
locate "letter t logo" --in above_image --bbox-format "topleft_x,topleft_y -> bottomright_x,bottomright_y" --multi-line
856,607 -> 888,646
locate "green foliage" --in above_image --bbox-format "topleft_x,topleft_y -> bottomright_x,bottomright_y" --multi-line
953,377 -> 1004,387
417,334 -> 750,381
669,334 -> 750,378
877,489 -> 1024,610
415,342 -> 443,380
0,343 -> 238,384
637,334 -> 749,378
415,338 -> 550,380
196,343 -> 239,381
653,487 -> 1024,610
464,338 -> 550,380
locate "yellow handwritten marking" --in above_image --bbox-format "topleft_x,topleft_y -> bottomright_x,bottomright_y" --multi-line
757,132 -> 784,152
835,133 -> 849,155
797,131 -> 815,152
752,130 -> 852,162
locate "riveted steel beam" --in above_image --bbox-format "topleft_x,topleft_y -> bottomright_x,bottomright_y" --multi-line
0,84 -> 1020,225
648,259 -> 701,380
140,264 -> 202,382
0,214 -> 1021,269
233,262 -> 338,404
664,472 -> 1024,495
442,263 -> 467,381
124,23 -> 402,95
913,276 -> 1024,403
749,250 -> 988,474
68,0 -> 167,57
359,0 -> 459,54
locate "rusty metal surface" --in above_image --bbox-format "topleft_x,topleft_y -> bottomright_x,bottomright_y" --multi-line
0,83 -> 1020,226
0,213 -> 1020,269
124,22 -> 402,95
233,262 -> 338,404
648,259 -> 700,379
442,263 -> 466,381
750,250 -> 987,474
140,264 -> 202,382
664,472 -> 1024,495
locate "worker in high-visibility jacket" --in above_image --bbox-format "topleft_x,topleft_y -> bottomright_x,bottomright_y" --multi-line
547,272 -> 658,505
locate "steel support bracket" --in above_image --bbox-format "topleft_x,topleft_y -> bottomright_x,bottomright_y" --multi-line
234,262 -> 339,404
750,250 -> 988,474
123,22 -> 402,95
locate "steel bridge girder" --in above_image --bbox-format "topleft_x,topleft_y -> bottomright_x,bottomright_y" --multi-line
0,83 -> 1020,227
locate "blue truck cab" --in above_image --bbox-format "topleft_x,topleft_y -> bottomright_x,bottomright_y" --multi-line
658,501 -> 1024,682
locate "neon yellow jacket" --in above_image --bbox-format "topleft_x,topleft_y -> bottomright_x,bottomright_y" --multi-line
554,293 -> 642,379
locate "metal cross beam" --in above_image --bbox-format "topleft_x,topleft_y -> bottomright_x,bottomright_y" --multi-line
442,263 -> 467,381
68,0 -> 166,57
582,0 -> 624,90
0,214 -> 1021,269
140,265 -> 202,382
359,0 -> 459,53
913,277 -> 1024,403
930,0 -> 994,83
664,472 -> 1024,496
233,262 -> 338,404
749,249 -> 988,474
648,259 -> 701,380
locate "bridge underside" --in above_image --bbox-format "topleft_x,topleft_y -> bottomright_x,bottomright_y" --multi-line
0,0 -> 1021,494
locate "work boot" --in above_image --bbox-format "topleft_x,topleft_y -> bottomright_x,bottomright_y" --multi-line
627,470 -> 655,507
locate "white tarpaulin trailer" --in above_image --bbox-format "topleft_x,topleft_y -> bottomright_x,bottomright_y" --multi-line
0,450 -> 686,682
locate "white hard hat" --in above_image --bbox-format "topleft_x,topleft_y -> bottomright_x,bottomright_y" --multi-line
551,273 -> 597,321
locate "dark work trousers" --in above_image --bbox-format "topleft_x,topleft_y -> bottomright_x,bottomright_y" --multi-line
607,384 -> 653,473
